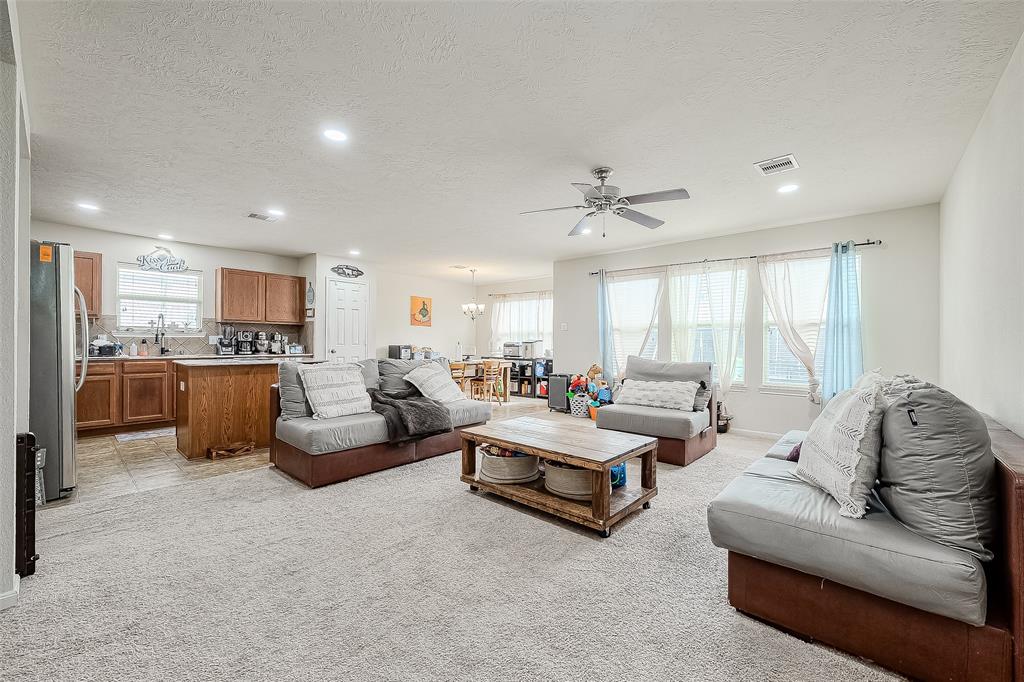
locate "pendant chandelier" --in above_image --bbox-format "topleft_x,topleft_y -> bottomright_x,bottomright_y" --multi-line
461,268 -> 485,321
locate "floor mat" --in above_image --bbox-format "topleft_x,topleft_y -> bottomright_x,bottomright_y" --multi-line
114,426 -> 175,442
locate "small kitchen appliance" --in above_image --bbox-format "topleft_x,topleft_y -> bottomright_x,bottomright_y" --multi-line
269,332 -> 284,354
254,331 -> 270,353
218,325 -> 236,355
236,330 -> 254,355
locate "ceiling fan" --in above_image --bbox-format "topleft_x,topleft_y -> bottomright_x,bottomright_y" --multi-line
521,167 -> 690,236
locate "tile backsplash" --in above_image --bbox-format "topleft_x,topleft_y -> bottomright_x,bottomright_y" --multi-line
89,316 -> 309,355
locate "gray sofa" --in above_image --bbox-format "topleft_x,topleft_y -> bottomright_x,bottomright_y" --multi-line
596,356 -> 717,466
270,358 -> 492,487
708,424 -> 1024,682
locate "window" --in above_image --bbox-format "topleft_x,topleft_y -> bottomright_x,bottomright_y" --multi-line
761,255 -> 858,387
488,291 -> 553,355
668,264 -> 746,384
604,271 -> 664,376
116,263 -> 203,335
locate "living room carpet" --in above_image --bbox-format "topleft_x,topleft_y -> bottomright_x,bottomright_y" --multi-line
0,431 -> 898,681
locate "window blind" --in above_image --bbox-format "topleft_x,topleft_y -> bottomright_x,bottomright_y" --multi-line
116,264 -> 203,334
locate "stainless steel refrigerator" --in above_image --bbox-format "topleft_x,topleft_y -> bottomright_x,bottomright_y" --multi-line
29,241 -> 90,501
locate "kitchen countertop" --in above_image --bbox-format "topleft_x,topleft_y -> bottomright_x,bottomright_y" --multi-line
81,353 -> 314,362
172,356 -> 315,367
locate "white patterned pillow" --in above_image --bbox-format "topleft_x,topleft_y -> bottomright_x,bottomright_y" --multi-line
616,380 -> 699,411
403,362 -> 465,403
296,363 -> 371,419
795,382 -> 886,518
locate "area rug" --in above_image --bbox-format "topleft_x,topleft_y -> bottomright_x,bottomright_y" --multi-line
114,426 -> 176,442
0,433 -> 898,681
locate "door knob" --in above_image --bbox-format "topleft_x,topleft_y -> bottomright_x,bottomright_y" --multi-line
330,349 -> 336,353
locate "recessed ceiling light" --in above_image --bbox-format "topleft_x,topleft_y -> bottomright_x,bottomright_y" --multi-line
157,234 -> 174,240
581,228 -> 592,235
76,202 -> 99,211
323,129 -> 348,142
349,249 -> 360,256
267,208 -> 285,217
777,184 -> 800,194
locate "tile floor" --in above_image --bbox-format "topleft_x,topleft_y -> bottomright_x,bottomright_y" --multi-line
47,396 -> 551,508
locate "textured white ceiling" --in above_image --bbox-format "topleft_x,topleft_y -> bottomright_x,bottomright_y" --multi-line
16,1 -> 1024,282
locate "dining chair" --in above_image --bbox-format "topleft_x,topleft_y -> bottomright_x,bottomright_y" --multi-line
470,359 -> 504,404
449,362 -> 470,396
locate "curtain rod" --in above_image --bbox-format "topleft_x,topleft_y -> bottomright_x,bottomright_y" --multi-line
487,289 -> 553,297
587,239 -> 881,276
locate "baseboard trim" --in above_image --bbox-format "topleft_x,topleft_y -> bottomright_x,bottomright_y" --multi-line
729,428 -> 785,439
0,576 -> 20,611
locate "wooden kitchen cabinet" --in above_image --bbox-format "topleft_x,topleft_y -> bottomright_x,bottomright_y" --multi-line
76,359 -> 175,432
265,273 -> 305,324
216,268 -> 305,324
74,251 -> 102,318
75,361 -> 119,429
216,268 -> 266,322
122,361 -> 173,423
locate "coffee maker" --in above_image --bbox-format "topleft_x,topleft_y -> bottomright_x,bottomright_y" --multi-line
236,330 -> 254,355
217,325 -> 236,355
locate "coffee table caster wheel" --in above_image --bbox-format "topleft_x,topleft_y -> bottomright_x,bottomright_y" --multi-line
599,529 -> 611,538
469,485 -> 478,491
643,501 -> 652,509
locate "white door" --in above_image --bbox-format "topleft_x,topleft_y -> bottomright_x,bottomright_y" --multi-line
326,278 -> 368,362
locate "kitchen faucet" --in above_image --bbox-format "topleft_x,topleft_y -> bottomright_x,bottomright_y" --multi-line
155,313 -> 170,355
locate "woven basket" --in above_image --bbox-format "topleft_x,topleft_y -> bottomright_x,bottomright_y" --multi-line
544,461 -> 596,500
569,394 -> 590,418
479,453 -> 539,484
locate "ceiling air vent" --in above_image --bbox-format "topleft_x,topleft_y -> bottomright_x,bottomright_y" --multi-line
754,154 -> 799,176
246,212 -> 278,222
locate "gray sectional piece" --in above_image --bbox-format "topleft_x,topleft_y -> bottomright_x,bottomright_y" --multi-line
275,357 -> 491,455
765,429 -> 806,459
596,403 -> 709,440
708,444 -> 988,626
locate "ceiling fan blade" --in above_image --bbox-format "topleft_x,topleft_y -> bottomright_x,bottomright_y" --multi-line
571,182 -> 602,200
520,205 -> 586,215
616,208 -> 664,229
568,212 -> 596,237
623,188 -> 690,205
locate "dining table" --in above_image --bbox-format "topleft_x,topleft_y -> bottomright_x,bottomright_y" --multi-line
456,358 -> 515,402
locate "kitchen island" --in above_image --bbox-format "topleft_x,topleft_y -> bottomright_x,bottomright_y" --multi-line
174,357 -> 312,459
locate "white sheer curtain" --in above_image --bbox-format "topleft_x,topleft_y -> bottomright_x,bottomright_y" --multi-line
605,268 -> 665,378
488,291 -> 553,354
758,252 -> 828,402
668,260 -> 746,402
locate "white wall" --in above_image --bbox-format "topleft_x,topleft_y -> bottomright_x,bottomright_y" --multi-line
0,56 -> 19,609
554,204 -> 940,433
30,220 -> 303,319
375,270 -> 476,360
940,32 -> 1024,438
474,276 -> 553,356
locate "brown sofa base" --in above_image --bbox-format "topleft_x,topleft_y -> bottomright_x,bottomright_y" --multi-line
655,428 -> 716,467
728,552 -> 1013,682
271,425 -> 483,488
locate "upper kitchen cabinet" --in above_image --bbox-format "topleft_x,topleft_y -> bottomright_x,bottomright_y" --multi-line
74,251 -> 102,318
216,268 -> 265,322
264,273 -> 305,324
216,268 -> 305,324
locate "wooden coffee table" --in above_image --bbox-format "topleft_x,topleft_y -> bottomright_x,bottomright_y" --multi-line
460,416 -> 658,537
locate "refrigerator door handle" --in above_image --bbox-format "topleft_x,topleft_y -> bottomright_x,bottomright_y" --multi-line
74,286 -> 89,392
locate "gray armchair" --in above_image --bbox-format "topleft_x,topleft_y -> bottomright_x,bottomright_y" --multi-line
596,356 -> 717,466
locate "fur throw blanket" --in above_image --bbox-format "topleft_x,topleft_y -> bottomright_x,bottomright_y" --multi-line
368,387 -> 453,445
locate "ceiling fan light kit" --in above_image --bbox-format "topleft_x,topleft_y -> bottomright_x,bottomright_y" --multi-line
521,166 -> 689,237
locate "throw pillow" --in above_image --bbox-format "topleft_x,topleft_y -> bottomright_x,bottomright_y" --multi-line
296,363 -> 371,419
616,380 -> 699,411
278,360 -> 313,421
877,386 -> 997,561
692,381 -> 712,412
795,381 -> 885,518
786,442 -> 802,462
404,363 -> 465,404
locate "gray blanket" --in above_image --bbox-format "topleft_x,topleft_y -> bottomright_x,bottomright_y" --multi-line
368,387 -> 453,445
